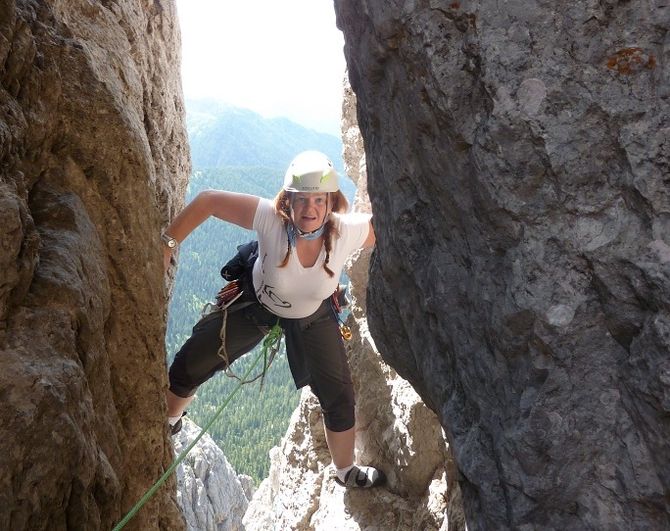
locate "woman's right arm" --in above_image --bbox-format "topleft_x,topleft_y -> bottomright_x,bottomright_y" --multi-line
162,190 -> 260,271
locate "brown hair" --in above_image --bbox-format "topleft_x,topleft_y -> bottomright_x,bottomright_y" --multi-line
273,190 -> 349,277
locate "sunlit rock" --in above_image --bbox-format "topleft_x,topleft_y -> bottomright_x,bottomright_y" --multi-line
174,418 -> 250,531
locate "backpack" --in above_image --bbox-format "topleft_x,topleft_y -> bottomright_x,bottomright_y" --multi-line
221,240 -> 259,281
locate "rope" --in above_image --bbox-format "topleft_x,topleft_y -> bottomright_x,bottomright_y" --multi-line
217,299 -> 280,388
112,323 -> 283,531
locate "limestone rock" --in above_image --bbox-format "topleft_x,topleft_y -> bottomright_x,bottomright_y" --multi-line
244,364 -> 456,531
335,1 -> 670,529
174,418 -> 250,531
238,474 -> 256,504
0,1 -> 189,529
244,389 -> 332,530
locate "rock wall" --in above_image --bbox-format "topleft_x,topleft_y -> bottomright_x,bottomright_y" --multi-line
174,418 -> 252,531
335,1 -> 670,530
0,1 -> 188,529
243,77 -> 464,531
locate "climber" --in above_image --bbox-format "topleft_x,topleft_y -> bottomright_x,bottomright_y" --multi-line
162,150 -> 386,489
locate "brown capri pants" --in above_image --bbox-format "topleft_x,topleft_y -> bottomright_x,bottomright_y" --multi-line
168,299 -> 355,432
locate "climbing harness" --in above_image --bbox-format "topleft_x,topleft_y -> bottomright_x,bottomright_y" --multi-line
112,324 -> 283,531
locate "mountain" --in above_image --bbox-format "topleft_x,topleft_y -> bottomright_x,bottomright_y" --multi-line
186,99 -> 346,172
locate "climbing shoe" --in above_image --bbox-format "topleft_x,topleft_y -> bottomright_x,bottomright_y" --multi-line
169,412 -> 187,436
335,465 -> 386,488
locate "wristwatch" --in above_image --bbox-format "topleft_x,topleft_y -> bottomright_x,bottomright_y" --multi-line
161,233 -> 178,249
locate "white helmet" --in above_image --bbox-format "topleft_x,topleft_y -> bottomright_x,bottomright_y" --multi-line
283,151 -> 339,193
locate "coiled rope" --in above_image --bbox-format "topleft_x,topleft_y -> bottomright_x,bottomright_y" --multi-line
112,323 -> 283,531
216,303 -> 279,388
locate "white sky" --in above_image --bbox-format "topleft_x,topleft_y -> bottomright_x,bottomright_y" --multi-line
176,0 -> 347,136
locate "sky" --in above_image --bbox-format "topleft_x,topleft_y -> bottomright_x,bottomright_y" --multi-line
176,0 -> 347,136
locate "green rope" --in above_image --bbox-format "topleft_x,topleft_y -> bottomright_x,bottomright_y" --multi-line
112,324 -> 283,531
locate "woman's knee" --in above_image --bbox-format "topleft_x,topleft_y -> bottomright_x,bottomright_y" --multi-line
168,363 -> 200,398
322,403 -> 355,432
314,384 -> 356,432
168,308 -> 266,396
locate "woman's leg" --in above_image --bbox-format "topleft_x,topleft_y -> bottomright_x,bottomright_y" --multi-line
167,389 -> 195,418
167,307 -> 266,426
299,303 -> 386,487
324,426 -> 355,469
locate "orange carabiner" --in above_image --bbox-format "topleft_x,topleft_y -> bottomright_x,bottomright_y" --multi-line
340,324 -> 352,341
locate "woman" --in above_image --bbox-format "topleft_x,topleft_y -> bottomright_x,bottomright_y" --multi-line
162,151 -> 385,488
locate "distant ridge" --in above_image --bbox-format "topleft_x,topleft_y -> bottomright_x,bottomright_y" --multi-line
186,99 -> 345,171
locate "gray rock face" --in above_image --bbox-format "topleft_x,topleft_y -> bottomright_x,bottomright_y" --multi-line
335,1 -> 670,530
174,418 -> 251,531
0,1 -> 189,529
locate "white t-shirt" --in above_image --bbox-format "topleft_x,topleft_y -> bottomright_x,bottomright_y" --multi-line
252,198 -> 370,319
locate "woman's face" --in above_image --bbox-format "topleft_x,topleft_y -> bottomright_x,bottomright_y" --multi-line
291,192 -> 330,232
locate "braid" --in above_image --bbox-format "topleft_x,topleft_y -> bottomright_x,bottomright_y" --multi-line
279,227 -> 291,268
323,220 -> 335,278
274,190 -> 292,268
322,192 -> 343,277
